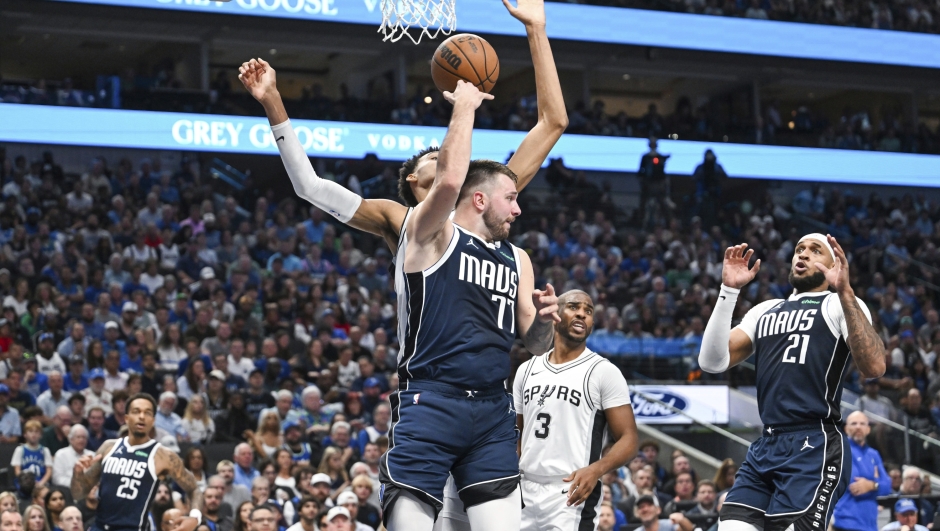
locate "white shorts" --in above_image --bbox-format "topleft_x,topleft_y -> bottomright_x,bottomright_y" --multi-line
520,478 -> 602,531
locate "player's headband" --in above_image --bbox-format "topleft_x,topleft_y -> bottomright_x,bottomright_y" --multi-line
798,233 -> 834,260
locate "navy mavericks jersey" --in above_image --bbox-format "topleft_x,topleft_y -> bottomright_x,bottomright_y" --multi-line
396,213 -> 521,389
736,291 -> 871,426
97,438 -> 161,531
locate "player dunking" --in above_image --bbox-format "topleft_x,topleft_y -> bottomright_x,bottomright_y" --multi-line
514,290 -> 638,531
384,79 -> 558,531
698,234 -> 885,531
71,393 -> 204,531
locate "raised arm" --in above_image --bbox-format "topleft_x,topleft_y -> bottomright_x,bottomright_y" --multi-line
514,250 -> 559,354
71,439 -> 113,500
238,59 -> 405,248
406,81 -> 491,246
502,0 -> 568,188
817,234 -> 885,379
699,244 -> 761,373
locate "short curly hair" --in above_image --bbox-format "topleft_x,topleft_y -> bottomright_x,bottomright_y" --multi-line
397,146 -> 440,207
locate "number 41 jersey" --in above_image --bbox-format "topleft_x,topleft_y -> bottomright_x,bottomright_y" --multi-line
513,348 -> 632,480
97,438 -> 161,531
396,221 -> 521,390
734,291 -> 872,427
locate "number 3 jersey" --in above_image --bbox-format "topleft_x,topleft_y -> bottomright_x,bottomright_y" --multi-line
734,291 -> 872,427
97,437 -> 161,531
396,218 -> 521,390
513,348 -> 631,480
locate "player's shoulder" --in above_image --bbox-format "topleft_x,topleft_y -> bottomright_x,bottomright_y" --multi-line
750,297 -> 785,316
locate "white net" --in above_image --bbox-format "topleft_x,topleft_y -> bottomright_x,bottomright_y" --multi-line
379,0 -> 457,44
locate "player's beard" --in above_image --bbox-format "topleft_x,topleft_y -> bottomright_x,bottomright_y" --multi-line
483,206 -> 511,241
557,320 -> 592,344
789,269 -> 826,293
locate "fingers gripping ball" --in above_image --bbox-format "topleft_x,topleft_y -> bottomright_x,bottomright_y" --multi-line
431,34 -> 500,93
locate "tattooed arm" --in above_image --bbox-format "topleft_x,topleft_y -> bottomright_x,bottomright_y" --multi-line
818,234 -> 885,379
159,447 -> 202,531
840,290 -> 885,379
71,440 -> 114,501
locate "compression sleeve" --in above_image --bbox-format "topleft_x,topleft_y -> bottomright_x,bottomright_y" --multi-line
271,120 -> 362,224
698,284 -> 739,373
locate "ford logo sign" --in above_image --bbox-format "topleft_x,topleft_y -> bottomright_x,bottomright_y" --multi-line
631,390 -> 688,419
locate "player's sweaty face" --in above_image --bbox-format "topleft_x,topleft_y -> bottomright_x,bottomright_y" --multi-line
791,240 -> 832,278
481,175 -> 521,241
126,398 -> 155,436
411,152 -> 440,203
558,297 -> 594,341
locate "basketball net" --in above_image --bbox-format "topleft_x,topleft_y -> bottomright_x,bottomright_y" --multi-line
379,0 -> 457,44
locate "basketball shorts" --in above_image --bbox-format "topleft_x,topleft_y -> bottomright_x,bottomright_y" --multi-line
520,477 -> 602,531
380,380 -> 520,526
720,421 -> 851,531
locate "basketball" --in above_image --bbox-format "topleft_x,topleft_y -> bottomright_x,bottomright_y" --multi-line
430,33 -> 499,94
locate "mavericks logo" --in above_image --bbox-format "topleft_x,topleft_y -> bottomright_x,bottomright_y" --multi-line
631,390 -> 688,419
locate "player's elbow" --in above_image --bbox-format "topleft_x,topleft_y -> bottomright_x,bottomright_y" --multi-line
542,112 -> 568,132
697,354 -> 729,374
859,357 -> 886,380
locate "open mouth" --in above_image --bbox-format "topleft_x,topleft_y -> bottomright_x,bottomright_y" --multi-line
571,321 -> 586,333
794,261 -> 808,274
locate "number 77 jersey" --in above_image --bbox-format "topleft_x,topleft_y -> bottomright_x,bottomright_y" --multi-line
395,218 -> 521,390
734,291 -> 872,427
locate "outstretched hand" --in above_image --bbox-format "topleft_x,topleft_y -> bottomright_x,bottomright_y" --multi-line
721,243 -> 760,289
238,58 -> 277,103
441,80 -> 494,109
814,234 -> 851,293
502,0 -> 546,27
533,283 -> 561,324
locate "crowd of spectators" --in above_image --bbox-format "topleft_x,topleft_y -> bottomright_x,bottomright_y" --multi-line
0,138 -> 939,530
548,0 -> 940,35
3,72 -> 938,157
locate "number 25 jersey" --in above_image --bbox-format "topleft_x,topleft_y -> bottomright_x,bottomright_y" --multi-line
97,437 -> 161,531
396,218 -> 521,390
735,291 -> 872,427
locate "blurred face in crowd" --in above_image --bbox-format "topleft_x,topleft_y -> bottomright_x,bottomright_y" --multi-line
88,409 -> 105,432
675,473 -> 695,500
897,509 -> 918,529
844,411 -> 871,446
204,488 -> 222,515
25,506 -> 45,531
105,351 -> 120,372
1,510 -> 23,531
332,425 -> 350,447
235,445 -> 254,469
218,464 -> 235,485
310,481 -> 330,502
641,444 -> 658,463
633,468 -> 653,491
635,499 -> 660,524
696,483 -> 716,508
60,507 -> 83,531
251,479 -> 270,504
48,372 -> 63,394
598,505 -> 616,531
673,456 -> 690,474
901,470 -> 923,494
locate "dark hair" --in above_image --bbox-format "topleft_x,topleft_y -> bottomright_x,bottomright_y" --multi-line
456,160 -> 518,205
250,504 -> 277,521
184,447 -> 208,474
696,479 -> 716,492
397,146 -> 440,207
298,496 -> 320,513
127,392 -> 157,414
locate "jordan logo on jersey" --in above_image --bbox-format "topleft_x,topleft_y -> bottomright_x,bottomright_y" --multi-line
756,309 -> 817,339
458,253 -> 518,298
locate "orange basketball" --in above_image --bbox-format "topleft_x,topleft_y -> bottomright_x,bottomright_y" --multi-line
430,33 -> 499,94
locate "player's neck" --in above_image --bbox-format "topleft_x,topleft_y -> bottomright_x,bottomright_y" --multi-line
550,337 -> 587,364
126,434 -> 151,446
453,209 -> 493,243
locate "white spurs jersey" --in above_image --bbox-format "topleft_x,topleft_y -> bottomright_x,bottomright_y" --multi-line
513,348 -> 632,480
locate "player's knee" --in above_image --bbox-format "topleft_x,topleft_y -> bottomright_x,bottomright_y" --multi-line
718,519 -> 763,531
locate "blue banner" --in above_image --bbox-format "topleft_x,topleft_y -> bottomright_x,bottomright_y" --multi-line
49,0 -> 940,69
2,103 -> 939,186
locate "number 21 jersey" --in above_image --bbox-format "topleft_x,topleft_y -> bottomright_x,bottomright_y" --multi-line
734,291 -> 872,427
97,438 -> 161,531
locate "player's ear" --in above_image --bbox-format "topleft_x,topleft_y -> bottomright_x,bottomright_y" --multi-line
405,173 -> 418,183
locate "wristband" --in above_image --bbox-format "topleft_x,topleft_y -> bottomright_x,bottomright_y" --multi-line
189,510 -> 202,522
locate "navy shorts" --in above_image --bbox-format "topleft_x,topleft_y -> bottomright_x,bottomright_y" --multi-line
379,380 -> 520,523
721,421 -> 851,531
